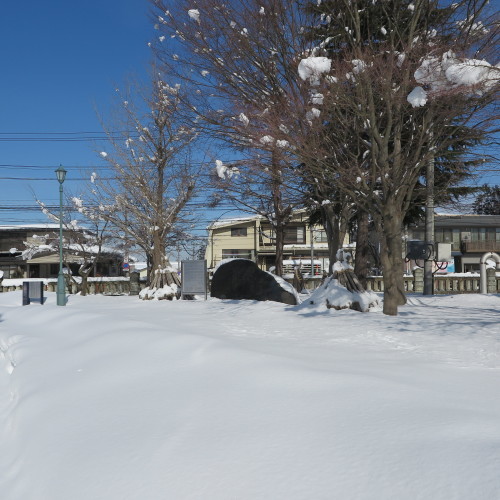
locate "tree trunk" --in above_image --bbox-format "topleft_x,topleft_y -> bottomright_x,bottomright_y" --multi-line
78,264 -> 93,296
146,255 -> 152,285
354,210 -> 370,288
321,204 -> 348,275
274,220 -> 284,277
271,153 -> 285,277
378,208 -> 406,316
150,229 -> 166,285
80,273 -> 90,296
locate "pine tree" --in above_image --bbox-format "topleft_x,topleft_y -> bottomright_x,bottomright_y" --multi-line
473,185 -> 500,215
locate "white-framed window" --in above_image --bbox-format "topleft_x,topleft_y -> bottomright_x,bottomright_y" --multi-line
231,227 -> 248,237
222,249 -> 252,259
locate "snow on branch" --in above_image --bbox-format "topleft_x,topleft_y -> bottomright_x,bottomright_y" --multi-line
408,51 -> 499,107
298,56 -> 332,86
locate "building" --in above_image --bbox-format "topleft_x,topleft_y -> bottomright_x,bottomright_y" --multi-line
407,214 -> 500,272
0,224 -> 123,279
205,211 -> 350,275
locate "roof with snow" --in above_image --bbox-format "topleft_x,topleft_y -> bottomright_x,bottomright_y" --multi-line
0,224 -> 62,231
208,215 -> 263,230
208,208 -> 311,230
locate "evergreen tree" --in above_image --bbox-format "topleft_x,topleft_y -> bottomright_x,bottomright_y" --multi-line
297,0 -> 498,314
473,185 -> 500,215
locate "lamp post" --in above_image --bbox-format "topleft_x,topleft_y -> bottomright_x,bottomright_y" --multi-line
55,165 -> 67,306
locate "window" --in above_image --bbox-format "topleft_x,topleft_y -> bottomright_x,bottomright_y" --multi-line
435,228 -> 461,251
222,249 -> 252,259
435,228 -> 452,244
0,265 -> 24,279
452,229 -> 460,249
471,227 -> 485,241
315,229 -> 328,243
284,226 -> 306,244
259,225 -> 306,244
231,227 -> 247,237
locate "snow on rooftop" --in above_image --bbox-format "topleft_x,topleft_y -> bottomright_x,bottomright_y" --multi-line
0,224 -> 62,231
208,215 -> 260,229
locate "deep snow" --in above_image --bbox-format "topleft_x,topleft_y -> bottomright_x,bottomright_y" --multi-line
1,291 -> 500,499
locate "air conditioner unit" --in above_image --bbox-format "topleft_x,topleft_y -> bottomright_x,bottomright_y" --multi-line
407,240 -> 429,260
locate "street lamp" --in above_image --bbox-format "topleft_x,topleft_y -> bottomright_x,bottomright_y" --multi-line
55,165 -> 67,306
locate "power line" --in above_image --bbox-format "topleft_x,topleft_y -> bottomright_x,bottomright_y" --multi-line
0,159 -> 244,168
0,131 -> 119,134
0,131 -> 141,143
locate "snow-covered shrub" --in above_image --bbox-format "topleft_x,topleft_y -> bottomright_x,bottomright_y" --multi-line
298,276 -> 380,313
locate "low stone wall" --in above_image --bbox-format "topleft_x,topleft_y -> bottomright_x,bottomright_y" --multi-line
286,269 -> 500,294
0,276 -> 147,295
3,269 -> 499,296
283,276 -> 323,291
366,268 -> 500,294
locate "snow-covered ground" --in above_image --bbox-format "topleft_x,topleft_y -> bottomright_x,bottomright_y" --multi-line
1,291 -> 500,499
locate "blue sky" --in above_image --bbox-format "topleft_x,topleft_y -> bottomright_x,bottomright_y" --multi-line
0,0 -> 154,224
1,0 -> 498,228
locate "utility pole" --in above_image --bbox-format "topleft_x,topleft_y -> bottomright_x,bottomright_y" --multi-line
423,153 -> 435,295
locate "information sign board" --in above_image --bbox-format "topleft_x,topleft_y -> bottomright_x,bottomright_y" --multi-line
181,260 -> 207,299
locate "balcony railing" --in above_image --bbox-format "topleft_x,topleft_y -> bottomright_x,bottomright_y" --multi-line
461,240 -> 500,253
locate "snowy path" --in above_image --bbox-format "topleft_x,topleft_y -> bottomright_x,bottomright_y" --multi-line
0,292 -> 499,499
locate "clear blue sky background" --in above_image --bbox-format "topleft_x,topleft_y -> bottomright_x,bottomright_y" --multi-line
0,0 -> 498,227
0,0 -> 154,223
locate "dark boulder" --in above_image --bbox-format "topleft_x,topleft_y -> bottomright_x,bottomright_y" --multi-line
211,259 -> 297,305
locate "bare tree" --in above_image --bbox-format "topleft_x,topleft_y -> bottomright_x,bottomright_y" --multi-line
29,198 -> 112,296
296,0 -> 499,314
89,75 -> 203,286
150,0 -> 309,275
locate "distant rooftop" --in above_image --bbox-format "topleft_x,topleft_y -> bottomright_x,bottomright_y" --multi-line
208,208 -> 310,229
0,224 -> 62,231
433,214 -> 500,227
